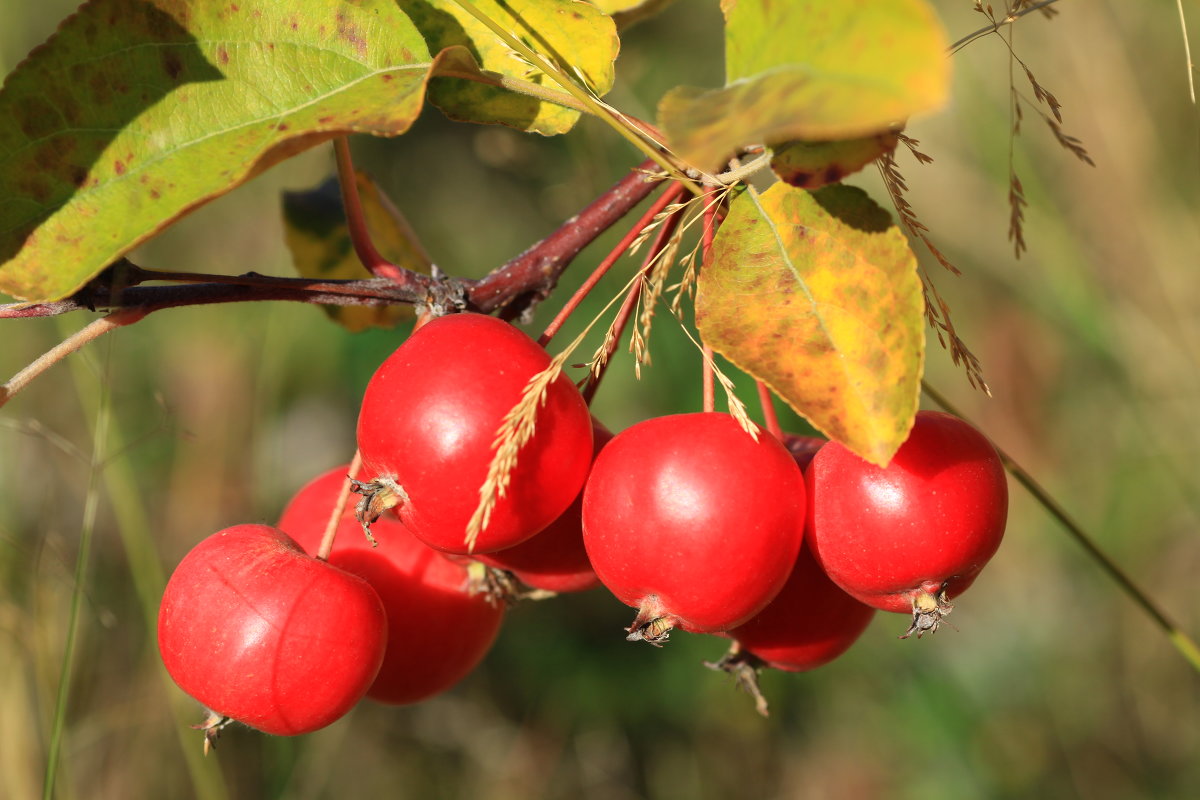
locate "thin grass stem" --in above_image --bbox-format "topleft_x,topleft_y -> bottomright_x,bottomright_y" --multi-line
42,344 -> 111,800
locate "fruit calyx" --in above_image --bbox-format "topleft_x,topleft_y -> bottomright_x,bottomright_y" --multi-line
900,588 -> 955,639
464,560 -> 557,606
624,597 -> 679,646
704,644 -> 771,717
192,709 -> 234,756
350,476 -> 409,546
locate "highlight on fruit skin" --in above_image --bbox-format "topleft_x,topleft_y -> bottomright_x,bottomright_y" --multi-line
157,524 -> 387,740
805,410 -> 1009,637
354,312 -> 594,556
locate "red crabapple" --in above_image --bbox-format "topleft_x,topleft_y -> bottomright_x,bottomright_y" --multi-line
582,412 -> 805,643
805,410 -> 1008,637
355,313 -> 593,555
157,525 -> 386,741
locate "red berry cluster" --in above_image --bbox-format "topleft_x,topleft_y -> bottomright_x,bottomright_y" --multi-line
157,313 -> 1009,744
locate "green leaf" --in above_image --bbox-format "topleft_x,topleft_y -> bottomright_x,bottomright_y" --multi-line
695,183 -> 924,466
770,132 -> 899,189
659,0 -> 949,171
282,172 -> 432,332
0,0 -> 432,303
402,0 -> 617,135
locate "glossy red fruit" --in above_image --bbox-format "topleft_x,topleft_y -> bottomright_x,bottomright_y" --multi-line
805,410 -> 1008,637
582,412 -> 806,643
711,545 -> 876,715
475,419 -> 614,594
280,466 -> 504,705
356,312 -> 593,555
157,525 -> 386,736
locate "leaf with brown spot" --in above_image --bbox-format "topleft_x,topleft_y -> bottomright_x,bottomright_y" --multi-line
695,183 -> 924,466
281,172 -> 433,332
770,131 -> 900,189
0,0 -> 432,302
659,0 -> 949,171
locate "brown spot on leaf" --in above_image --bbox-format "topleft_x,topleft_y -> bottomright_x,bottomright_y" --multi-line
70,166 -> 89,188
822,165 -> 844,185
114,160 -> 126,176
381,74 -> 393,82
216,45 -> 230,65
162,50 -> 184,80
782,170 -> 814,188
335,12 -> 368,57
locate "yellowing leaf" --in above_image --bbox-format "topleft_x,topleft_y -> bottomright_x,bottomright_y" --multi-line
695,183 -> 924,465
771,132 -> 900,189
403,0 -> 618,135
0,0 -> 432,302
281,173 -> 433,332
660,0 -> 949,171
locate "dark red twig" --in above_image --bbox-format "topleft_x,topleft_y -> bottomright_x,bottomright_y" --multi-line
581,200 -> 686,405
2,160 -> 665,322
466,160 -> 664,318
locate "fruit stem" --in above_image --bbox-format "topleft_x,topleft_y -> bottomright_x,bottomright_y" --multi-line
538,181 -> 685,347
333,137 -> 414,285
316,451 -> 363,561
702,347 -> 715,413
699,191 -> 721,414
756,381 -> 783,441
922,380 -> 1200,674
581,195 -> 688,405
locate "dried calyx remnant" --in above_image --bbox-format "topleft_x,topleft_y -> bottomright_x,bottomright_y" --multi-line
350,476 -> 408,547
900,588 -> 954,639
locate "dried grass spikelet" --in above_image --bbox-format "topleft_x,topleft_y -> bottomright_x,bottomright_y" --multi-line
878,147 -> 989,394
464,350 -> 571,552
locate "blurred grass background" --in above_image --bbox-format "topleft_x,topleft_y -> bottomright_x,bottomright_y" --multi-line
2,1 -> 1199,798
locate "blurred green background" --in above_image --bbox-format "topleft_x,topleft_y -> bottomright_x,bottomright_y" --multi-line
2,1 -> 1198,798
